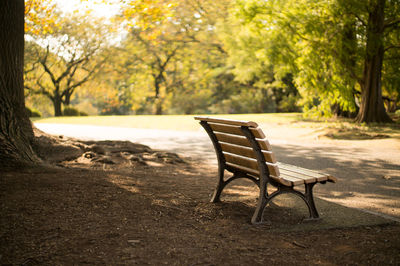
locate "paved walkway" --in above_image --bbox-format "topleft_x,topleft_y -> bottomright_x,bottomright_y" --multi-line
36,123 -> 217,163
35,123 -> 400,221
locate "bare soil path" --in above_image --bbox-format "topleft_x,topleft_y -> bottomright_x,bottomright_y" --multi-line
35,123 -> 400,220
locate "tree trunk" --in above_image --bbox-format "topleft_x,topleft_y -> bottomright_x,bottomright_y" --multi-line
332,102 -> 358,118
53,95 -> 63,116
355,0 -> 392,123
0,0 -> 37,168
64,92 -> 72,106
155,100 -> 163,115
154,77 -> 163,115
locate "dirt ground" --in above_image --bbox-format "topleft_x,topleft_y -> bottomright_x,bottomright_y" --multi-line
1,130 -> 400,265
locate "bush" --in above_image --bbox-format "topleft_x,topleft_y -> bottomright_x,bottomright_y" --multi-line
63,106 -> 82,116
26,107 -> 42,117
278,94 -> 301,113
210,89 -> 276,114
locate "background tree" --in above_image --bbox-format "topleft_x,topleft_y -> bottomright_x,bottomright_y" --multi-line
224,0 -> 399,122
24,15 -> 108,116
112,0 -> 233,115
128,27 -> 183,115
216,0 -> 300,114
353,0 -> 399,122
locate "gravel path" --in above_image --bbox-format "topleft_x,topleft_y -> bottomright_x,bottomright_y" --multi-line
35,123 -> 400,221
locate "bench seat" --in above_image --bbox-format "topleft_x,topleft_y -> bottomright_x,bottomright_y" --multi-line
277,162 -> 337,186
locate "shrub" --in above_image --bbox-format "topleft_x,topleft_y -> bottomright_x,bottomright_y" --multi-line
210,89 -> 276,114
63,106 -> 81,116
26,107 -> 42,117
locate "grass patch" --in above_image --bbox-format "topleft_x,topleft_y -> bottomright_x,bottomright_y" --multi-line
304,119 -> 400,140
33,113 -> 304,131
32,113 -> 400,139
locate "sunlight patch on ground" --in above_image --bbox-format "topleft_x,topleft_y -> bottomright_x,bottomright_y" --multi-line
321,194 -> 400,219
107,174 -> 141,193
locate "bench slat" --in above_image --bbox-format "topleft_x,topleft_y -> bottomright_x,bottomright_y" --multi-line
214,132 -> 272,151
209,123 -> 265,139
279,169 -> 317,184
223,152 -> 280,177
219,142 -> 277,163
226,163 -> 292,187
226,162 -> 259,176
278,163 -> 330,182
277,174 -> 305,186
223,152 -> 258,170
195,116 -> 259,127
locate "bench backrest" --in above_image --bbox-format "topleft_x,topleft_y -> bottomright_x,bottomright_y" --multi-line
195,116 -> 280,178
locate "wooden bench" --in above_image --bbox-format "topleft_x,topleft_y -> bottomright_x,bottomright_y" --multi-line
195,116 -> 337,224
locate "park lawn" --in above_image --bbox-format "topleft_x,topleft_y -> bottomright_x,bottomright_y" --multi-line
33,113 -> 400,139
32,113 -> 304,131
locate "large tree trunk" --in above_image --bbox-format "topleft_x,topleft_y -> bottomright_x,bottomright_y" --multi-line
355,0 -> 392,123
0,0 -> 38,168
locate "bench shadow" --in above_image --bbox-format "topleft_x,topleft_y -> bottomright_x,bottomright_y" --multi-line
213,180 -> 395,232
270,143 -> 400,217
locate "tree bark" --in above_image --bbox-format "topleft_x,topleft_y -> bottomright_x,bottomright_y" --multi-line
0,0 -> 38,168
63,91 -> 72,106
154,75 -> 163,115
356,0 -> 392,123
52,95 -> 63,116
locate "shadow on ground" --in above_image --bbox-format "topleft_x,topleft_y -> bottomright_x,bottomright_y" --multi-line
269,143 -> 400,219
1,160 -> 399,265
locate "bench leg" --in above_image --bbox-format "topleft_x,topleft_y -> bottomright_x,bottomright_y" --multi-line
251,178 -> 268,224
251,183 -> 320,224
304,183 -> 319,219
210,167 -> 225,203
211,170 -> 259,203
278,184 -> 319,220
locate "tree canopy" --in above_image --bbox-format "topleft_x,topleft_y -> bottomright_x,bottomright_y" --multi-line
23,0 -> 400,122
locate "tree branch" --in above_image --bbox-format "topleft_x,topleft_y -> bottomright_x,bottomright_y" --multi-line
384,18 -> 400,29
353,13 -> 367,27
384,44 -> 400,52
40,45 -> 58,86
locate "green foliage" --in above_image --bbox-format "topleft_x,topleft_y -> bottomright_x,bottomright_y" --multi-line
278,94 -> 301,113
219,0 -> 399,121
25,107 -> 42,117
97,99 -> 133,115
24,0 -> 399,120
210,87 -> 275,114
63,106 -> 87,116
216,0 -> 302,115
